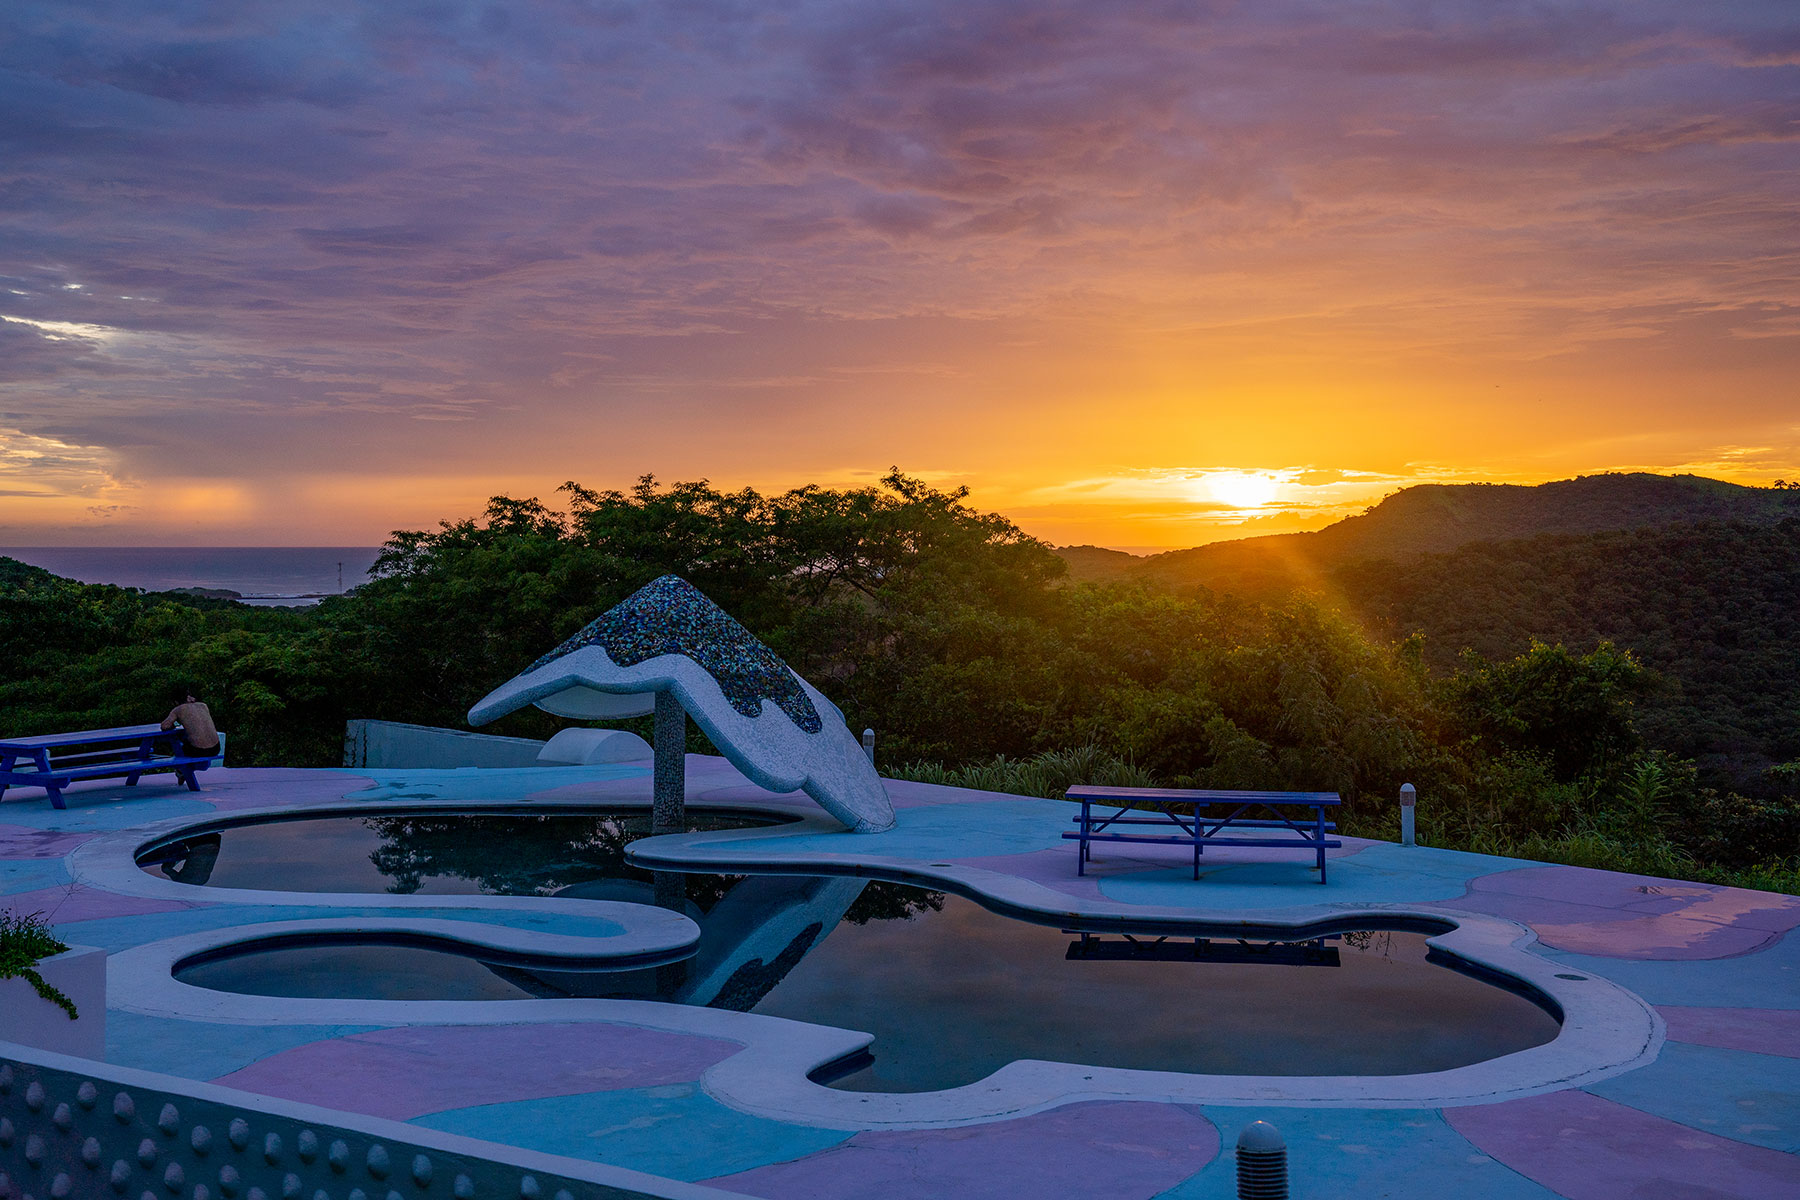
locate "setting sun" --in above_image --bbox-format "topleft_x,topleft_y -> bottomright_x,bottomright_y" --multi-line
1203,471 -> 1283,510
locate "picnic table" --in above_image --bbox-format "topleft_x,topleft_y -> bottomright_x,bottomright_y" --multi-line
1063,785 -> 1342,883
0,724 -> 221,810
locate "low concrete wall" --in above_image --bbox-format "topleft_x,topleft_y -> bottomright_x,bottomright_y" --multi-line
0,946 -> 105,1059
343,719 -> 547,769
0,1039 -> 735,1200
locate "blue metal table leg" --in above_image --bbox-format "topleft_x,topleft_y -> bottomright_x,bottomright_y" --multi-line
1317,806 -> 1328,883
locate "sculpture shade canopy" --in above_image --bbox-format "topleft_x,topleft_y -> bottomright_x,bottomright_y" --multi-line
467,576 -> 896,833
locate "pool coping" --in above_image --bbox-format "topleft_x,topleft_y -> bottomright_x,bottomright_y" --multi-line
69,794 -> 1665,1128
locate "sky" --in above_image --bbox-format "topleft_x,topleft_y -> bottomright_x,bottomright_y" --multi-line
2,1 -> 1797,551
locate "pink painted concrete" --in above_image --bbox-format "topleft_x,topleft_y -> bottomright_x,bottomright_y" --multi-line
0,824 -> 98,858
709,1101 -> 1220,1200
1447,1088 -> 1800,1199
0,882 -> 193,923
1661,1007 -> 1800,1059
1448,865 -> 1800,959
212,1021 -> 741,1120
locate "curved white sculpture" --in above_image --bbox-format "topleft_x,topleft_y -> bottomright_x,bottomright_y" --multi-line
535,727 -> 653,766
468,576 -> 896,833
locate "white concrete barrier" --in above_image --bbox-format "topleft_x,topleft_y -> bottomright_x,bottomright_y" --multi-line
537,727 -> 653,765
0,945 -> 105,1059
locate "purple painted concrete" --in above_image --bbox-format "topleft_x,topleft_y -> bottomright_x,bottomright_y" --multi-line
196,768 -> 378,811
1447,864 -> 1800,959
1447,1088 -> 1800,1199
708,1100 -> 1220,1200
211,1021 -> 742,1121
0,882 -> 192,923
1661,1007 -> 1800,1059
0,824 -> 98,858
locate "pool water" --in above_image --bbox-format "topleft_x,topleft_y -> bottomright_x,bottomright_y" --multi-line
147,811 -> 1562,1092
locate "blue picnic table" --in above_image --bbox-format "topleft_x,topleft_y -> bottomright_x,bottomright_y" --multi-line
0,724 -> 221,811
1064,785 -> 1343,883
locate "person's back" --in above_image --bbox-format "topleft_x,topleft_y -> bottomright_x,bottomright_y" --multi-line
161,689 -> 220,756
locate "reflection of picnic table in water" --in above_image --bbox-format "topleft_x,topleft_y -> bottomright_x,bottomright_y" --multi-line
1065,930 -> 1341,967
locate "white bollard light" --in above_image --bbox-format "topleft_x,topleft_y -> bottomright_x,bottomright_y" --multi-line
861,728 -> 876,766
1400,782 -> 1416,846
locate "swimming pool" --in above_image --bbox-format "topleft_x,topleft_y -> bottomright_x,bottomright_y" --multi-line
143,809 -> 1562,1092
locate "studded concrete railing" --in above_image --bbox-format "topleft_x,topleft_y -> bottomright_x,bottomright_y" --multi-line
0,1041 -> 742,1200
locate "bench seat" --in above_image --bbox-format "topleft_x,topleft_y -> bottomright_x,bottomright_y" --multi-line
1070,815 -> 1337,831
1,753 -> 218,810
1065,785 -> 1343,883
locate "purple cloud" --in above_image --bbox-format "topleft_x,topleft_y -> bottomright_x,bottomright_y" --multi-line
0,1 -> 1794,540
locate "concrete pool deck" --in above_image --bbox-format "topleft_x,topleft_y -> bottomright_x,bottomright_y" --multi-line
3,757 -> 1798,1198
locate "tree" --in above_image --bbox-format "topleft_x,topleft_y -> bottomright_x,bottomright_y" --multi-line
1446,641 -> 1649,786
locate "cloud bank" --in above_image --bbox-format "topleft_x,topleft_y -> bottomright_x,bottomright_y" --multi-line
2,1 -> 1796,544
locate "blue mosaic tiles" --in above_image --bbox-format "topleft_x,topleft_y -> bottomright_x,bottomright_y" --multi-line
528,576 -> 822,732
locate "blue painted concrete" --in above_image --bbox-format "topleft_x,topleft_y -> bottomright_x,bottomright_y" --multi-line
1589,1041 -> 1800,1152
1346,841 -> 1548,880
414,1083 -> 851,1181
1157,1106 -> 1562,1199
0,794 -> 214,830
0,857 -> 72,895
345,764 -> 648,803
728,796 -> 1072,860
1100,842 -> 1536,910
106,1010 -> 380,1081
1539,933 -> 1800,1008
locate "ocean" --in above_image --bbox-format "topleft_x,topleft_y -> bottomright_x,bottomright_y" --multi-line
2,547 -> 384,606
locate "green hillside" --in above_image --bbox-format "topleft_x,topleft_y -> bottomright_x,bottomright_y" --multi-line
1338,520 -> 1800,793
1053,475 -> 1800,796
1075,473 -> 1800,596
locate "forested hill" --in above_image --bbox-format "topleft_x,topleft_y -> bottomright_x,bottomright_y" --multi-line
1062,473 -> 1800,594
1052,474 -> 1800,794
1339,520 -> 1800,791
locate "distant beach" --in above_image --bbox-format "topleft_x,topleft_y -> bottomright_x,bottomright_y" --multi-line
3,547 -> 383,606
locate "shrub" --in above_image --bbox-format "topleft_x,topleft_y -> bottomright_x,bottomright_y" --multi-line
0,908 -> 78,1019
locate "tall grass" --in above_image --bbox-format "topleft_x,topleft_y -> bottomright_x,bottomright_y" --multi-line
891,744 -> 1157,799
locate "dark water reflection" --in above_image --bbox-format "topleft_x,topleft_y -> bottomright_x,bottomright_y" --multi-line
151,811 -> 1560,1091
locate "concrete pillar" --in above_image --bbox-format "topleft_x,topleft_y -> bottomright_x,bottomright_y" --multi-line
653,690 -> 686,834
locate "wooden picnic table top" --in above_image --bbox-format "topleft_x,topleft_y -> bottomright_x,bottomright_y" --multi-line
0,724 -> 177,752
1065,786 -> 1340,806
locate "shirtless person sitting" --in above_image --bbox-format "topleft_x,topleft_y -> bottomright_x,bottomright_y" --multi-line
161,687 -> 221,759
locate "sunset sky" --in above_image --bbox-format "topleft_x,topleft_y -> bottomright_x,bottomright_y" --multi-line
3,1 -> 1797,550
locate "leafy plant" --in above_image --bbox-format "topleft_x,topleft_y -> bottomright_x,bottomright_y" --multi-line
0,909 -> 77,1020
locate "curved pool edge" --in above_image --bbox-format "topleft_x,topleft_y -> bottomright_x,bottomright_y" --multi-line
65,796 -> 830,912
74,794 -> 1667,1128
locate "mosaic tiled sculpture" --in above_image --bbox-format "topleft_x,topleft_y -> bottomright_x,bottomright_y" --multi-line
468,575 -> 896,833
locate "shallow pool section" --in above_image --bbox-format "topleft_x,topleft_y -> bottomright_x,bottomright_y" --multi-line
160,807 -> 1562,1091
177,939 -> 635,1003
